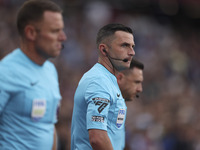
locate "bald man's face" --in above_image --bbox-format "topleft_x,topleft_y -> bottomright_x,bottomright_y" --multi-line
117,67 -> 143,101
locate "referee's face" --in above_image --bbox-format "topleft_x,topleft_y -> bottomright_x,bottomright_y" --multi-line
34,11 -> 67,59
108,31 -> 135,71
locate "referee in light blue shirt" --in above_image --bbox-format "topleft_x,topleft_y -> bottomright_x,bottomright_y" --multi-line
0,0 -> 66,150
71,23 -> 135,150
71,63 -> 126,150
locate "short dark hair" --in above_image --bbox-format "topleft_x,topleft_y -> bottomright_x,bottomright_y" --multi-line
96,23 -> 133,48
17,0 -> 62,37
130,58 -> 144,70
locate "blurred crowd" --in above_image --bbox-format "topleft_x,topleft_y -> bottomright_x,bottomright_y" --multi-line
0,0 -> 200,150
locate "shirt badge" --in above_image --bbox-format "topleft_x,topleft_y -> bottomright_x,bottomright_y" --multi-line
116,109 -> 126,128
31,99 -> 46,121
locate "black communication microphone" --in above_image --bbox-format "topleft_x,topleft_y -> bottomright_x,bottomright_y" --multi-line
103,49 -> 128,62
123,59 -> 128,62
62,44 -> 64,50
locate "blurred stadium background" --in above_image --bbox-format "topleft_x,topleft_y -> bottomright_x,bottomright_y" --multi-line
0,0 -> 200,150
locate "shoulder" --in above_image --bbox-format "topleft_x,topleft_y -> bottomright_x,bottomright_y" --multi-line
0,57 -> 17,79
0,63 -> 24,90
0,49 -> 29,71
80,71 -> 114,96
1,49 -> 17,66
81,68 -> 111,86
0,49 -> 33,86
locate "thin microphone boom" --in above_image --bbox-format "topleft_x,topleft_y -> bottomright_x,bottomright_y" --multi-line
108,55 -> 128,62
62,44 -> 64,50
104,49 -> 128,62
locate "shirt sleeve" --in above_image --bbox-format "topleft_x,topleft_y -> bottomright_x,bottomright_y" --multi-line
0,89 -> 10,114
85,81 -> 111,131
0,65 -> 11,114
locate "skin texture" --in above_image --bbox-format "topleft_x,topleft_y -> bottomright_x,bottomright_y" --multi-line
117,67 -> 143,101
21,11 -> 66,65
89,129 -> 113,150
98,31 -> 135,74
52,128 -> 57,150
89,30 -> 135,150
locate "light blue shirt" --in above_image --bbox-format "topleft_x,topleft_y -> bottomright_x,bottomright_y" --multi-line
71,63 -> 127,150
0,49 -> 61,150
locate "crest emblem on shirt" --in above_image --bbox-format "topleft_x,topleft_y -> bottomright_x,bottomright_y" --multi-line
31,99 -> 46,121
116,109 -> 126,128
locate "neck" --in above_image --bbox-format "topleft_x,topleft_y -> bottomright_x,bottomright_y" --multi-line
98,57 -> 118,76
20,41 -> 46,66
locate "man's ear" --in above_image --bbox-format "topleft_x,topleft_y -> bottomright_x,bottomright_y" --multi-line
99,44 -> 107,56
117,73 -> 123,84
24,25 -> 37,41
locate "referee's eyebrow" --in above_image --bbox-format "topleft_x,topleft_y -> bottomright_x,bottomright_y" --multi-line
121,42 -> 135,49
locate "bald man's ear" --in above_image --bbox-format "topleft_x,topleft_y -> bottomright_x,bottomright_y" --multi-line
117,73 -> 124,84
24,25 -> 37,41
